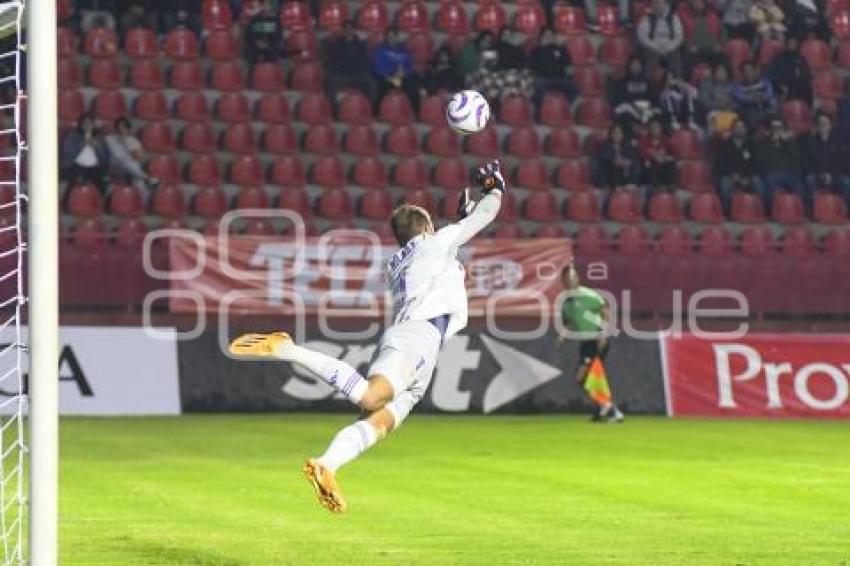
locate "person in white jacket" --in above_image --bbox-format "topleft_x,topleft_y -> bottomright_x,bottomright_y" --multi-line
229,160 -> 505,513
637,0 -> 685,77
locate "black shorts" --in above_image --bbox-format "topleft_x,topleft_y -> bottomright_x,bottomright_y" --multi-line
579,339 -> 609,365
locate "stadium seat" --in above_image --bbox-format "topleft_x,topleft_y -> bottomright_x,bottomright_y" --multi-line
801,39 -> 832,71
425,127 -> 461,157
772,193 -> 806,224
134,92 -> 169,121
193,186 -> 228,218
344,125 -> 380,156
608,188 -> 643,222
466,128 -> 501,158
420,94 -> 449,127
296,93 -> 333,124
406,32 -> 434,69
140,122 -> 176,153
574,67 -> 605,97
263,124 -> 299,154
164,28 -> 200,60
338,90 -> 374,125
205,30 -> 238,60
690,62 -> 713,86
617,225 -> 651,253
496,192 -> 519,222
740,226 -> 775,255
211,61 -> 246,92
242,219 -> 275,235
89,59 -> 122,89
434,159 -> 468,191
181,123 -> 217,153
352,157 -> 389,189
782,100 -> 814,133
669,129 -> 702,160
523,190 -> 559,222
256,94 -> 291,123
378,90 -> 415,125
304,124 -> 340,155
270,156 -> 307,187
435,1 -> 469,33
597,5 -> 623,35
223,124 -> 259,155
108,184 -> 143,217
57,27 -> 78,58
539,93 -> 573,127
280,0 -> 310,30
290,61 -> 324,92
813,193 -> 848,224
828,0 -> 850,15
203,0 -> 234,30
555,161 -> 592,191
724,39 -> 752,73
499,96 -> 534,127
657,225 -> 692,254
393,158 -> 429,189
730,192 -> 766,223
474,1 -> 506,32
250,62 -> 286,93
319,0 -> 348,31
814,71 -> 844,99
553,4 -> 586,35
823,227 -> 850,255
514,3 -> 545,34
174,92 -> 210,122
402,189 -> 436,215
71,218 -> 106,247
758,38 -> 783,66
358,0 -> 389,32
647,192 -> 684,222
781,225 -> 815,256
115,218 -> 149,247
832,10 -> 850,39
58,58 -> 82,89
317,188 -> 353,219
566,36 -> 596,66
515,160 -> 551,191
600,36 -> 633,68
697,225 -> 733,255
574,225 -> 611,252
506,127 -> 541,158
576,98 -> 613,129
66,184 -> 103,217
84,27 -> 118,58
188,155 -> 223,186
130,60 -> 164,90
147,155 -> 181,184
215,93 -> 251,123
277,186 -> 312,217
679,161 -> 714,192
386,125 -> 421,156
546,129 -> 582,159
397,1 -> 428,32
92,90 -> 127,122
230,155 -> 264,186
286,29 -> 319,60
534,225 -> 567,238
170,61 -> 204,90
234,186 -> 269,209
312,156 -> 346,188
58,90 -> 85,125
491,224 -> 527,238
359,189 -> 394,219
565,191 -> 601,222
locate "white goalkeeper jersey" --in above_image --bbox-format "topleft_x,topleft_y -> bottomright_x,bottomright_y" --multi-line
386,191 -> 502,340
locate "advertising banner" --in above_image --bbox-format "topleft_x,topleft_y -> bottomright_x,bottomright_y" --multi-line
662,334 -> 850,418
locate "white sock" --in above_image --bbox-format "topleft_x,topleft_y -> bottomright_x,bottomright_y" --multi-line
274,343 -> 368,404
317,421 -> 379,472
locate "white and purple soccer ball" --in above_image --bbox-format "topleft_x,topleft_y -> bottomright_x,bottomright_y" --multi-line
446,90 -> 490,135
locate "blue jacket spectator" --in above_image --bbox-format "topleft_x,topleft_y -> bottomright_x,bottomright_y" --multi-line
733,61 -> 776,124
371,28 -> 420,112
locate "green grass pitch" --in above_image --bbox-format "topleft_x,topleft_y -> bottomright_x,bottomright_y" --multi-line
60,415 -> 850,565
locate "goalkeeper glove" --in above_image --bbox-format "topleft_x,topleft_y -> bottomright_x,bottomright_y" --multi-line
473,159 -> 506,195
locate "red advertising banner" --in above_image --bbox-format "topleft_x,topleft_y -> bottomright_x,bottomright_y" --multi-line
168,234 -> 572,316
662,334 -> 850,418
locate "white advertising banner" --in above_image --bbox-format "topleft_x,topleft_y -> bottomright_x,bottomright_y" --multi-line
0,326 -> 181,415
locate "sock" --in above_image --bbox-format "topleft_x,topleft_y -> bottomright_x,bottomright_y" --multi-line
317,421 -> 379,472
276,343 -> 368,404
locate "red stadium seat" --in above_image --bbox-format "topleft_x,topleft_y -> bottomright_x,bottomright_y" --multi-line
66,184 -> 103,217
89,59 -> 122,89
286,29 -> 319,60
344,125 -> 380,156
730,192 -> 766,223
92,90 -> 127,122
203,0 -> 234,30
491,224 -> 527,239
783,100 -> 814,134
164,28 -> 200,60
297,93 -> 332,124
724,39 -> 752,73
170,61 -> 204,90
781,226 -> 815,256
58,58 -> 82,89
378,90 -> 415,125
141,122 -> 176,153
679,161 -> 714,192
193,186 -> 227,218
125,28 -> 158,60
566,192 -> 602,222
601,36 -> 633,68
304,124 -> 340,155
506,127 -> 541,158
188,155 -> 223,186
553,4 -> 586,35
539,93 -> 573,127
546,129 -> 582,159
772,193 -> 806,224
393,158 -> 429,189
758,38 -> 783,66
566,36 -> 596,66
352,157 -> 389,189
277,186 -> 312,217
397,1 -> 428,32
420,94 -> 449,127
576,98 -> 613,129
280,1 -> 310,30
251,62 -> 285,92
607,188 -> 643,222
534,225 -> 567,238
406,32 -> 434,69
499,96 -> 534,126
57,27 -> 78,58
575,225 -> 611,252
263,124 -> 299,154
270,156 -> 307,187
205,30 -> 238,60
360,189 -> 394,219
290,61 -> 324,92
215,93 -> 251,123
222,123 -> 258,154
669,129 -> 702,160
597,5 -> 623,35
147,156 -> 181,185
690,62 -> 713,86
555,160 -> 592,191
402,189 -> 436,215
115,218 -> 149,247
317,188 -> 353,219
574,67 -> 605,97
235,186 -> 269,209
474,1 -> 506,32
496,191 -> 518,222
436,1 -> 469,33
698,225 -> 733,255
181,123 -> 216,153
831,10 -> 850,39
514,4 -> 545,34
515,160 -> 551,191
823,227 -> 850,255
617,225 -> 651,253
358,0 -> 388,32
434,159 -> 467,191
338,90 -> 374,125
242,219 -> 275,235
801,39 -> 832,71
828,0 -> 850,15
814,71 -> 844,99
130,60 -> 164,90
524,191 -> 559,222
256,94 -> 291,123
739,226 -> 775,255
647,192 -> 684,222
425,127 -> 461,157
71,218 -> 106,247
108,184 -> 143,217
174,92 -> 210,122
211,61 -> 246,92
319,0 -> 348,31
58,90 -> 84,125
84,27 -> 118,58
813,193 -> 848,224
134,92 -> 169,121
466,128 -> 500,158
657,226 -> 691,254
230,155 -> 264,186
312,156 -> 346,188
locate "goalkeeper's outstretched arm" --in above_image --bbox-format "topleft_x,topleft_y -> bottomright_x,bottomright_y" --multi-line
435,160 -> 505,250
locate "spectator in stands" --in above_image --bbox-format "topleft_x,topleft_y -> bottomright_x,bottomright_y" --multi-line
161,0 -> 202,37
639,119 -> 677,192
658,70 -> 700,131
324,21 -> 377,106
766,35 -> 812,104
756,116 -> 804,209
496,27 -> 529,71
593,124 -> 641,190
750,0 -> 786,41
105,117 -> 157,191
60,114 -> 111,194
244,2 -> 282,64
613,56 -> 661,134
118,0 -> 157,35
530,27 -> 577,109
584,0 -> 630,31
699,63 -> 736,113
716,118 -> 766,213
637,0 -> 685,77
803,113 -> 850,208
467,39 -> 534,108
785,0 -> 829,40
77,0 -> 116,32
733,61 -> 777,124
372,27 -> 421,112
718,0 -> 756,41
678,0 -> 729,76
457,31 -> 494,78
421,46 -> 462,95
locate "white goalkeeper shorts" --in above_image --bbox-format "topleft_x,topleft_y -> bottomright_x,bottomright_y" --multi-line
368,319 -> 442,427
